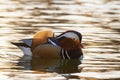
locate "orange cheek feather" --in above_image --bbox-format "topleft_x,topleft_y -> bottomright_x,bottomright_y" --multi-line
59,38 -> 77,50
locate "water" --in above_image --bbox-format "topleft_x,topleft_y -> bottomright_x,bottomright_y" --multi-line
0,0 -> 120,80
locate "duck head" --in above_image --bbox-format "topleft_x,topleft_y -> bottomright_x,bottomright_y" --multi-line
56,30 -> 83,50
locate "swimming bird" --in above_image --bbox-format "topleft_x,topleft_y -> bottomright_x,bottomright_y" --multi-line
12,30 -> 83,59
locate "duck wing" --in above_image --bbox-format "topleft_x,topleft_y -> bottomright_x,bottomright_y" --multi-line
20,38 -> 32,47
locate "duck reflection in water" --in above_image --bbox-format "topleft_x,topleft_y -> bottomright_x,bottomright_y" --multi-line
18,55 -> 83,73
31,58 -> 82,74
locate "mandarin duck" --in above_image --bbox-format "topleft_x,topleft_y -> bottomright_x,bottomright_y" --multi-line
12,30 -> 83,59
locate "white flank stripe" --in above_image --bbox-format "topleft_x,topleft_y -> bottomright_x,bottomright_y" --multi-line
62,49 -> 65,59
65,50 -> 70,59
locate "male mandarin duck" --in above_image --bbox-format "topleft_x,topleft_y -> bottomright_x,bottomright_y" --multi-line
12,30 -> 84,59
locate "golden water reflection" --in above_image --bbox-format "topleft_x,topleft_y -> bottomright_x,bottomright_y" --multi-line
0,0 -> 120,80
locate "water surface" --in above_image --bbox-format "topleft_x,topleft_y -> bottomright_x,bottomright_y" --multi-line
0,0 -> 120,80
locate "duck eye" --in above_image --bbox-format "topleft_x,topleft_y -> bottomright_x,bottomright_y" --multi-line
72,38 -> 75,40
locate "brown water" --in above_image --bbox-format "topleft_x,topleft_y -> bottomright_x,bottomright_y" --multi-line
0,0 -> 120,80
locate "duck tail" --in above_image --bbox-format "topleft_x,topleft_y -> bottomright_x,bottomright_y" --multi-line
11,42 -> 32,56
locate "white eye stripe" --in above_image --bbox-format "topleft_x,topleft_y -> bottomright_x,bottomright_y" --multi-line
57,32 -> 80,42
